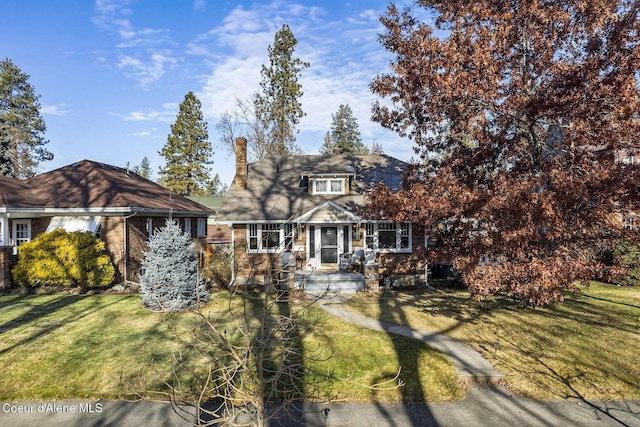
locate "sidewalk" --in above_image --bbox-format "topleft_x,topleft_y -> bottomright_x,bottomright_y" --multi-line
2,386 -> 639,426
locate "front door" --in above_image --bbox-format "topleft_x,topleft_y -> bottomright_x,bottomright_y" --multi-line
320,226 -> 338,267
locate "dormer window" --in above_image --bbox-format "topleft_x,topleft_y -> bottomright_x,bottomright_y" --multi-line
314,178 -> 344,194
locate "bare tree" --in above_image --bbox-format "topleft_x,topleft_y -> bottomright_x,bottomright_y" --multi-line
159,250 -> 400,426
215,95 -> 270,162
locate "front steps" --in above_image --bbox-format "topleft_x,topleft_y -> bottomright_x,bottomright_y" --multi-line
294,270 -> 364,292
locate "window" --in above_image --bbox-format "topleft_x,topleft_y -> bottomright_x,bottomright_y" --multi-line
308,225 -> 316,258
197,218 -> 207,237
364,222 -> 412,252
378,223 -> 397,249
248,224 -> 258,250
12,220 -> 31,248
623,216 -> 635,230
284,223 -> 293,250
247,223 -> 289,252
261,224 -> 280,250
314,178 -> 344,194
365,223 -> 376,250
183,218 -> 192,236
400,222 -> 410,249
146,218 -> 153,239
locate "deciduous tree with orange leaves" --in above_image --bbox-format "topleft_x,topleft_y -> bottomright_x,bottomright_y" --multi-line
368,0 -> 639,305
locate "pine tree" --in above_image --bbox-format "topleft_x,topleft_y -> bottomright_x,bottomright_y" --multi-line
159,92 -> 213,196
139,219 -> 209,312
320,104 -> 368,155
132,156 -> 152,179
319,131 -> 334,154
0,58 -> 53,178
255,24 -> 309,157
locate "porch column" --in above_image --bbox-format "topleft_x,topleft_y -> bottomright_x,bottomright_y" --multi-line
364,262 -> 380,292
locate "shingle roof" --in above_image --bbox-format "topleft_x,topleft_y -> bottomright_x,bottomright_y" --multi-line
216,154 -> 408,222
0,176 -> 41,208
2,160 -> 213,215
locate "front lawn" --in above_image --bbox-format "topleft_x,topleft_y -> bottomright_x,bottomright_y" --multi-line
346,281 -> 640,401
0,292 -> 462,403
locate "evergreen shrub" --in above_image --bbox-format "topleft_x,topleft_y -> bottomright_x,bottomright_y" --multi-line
613,241 -> 640,286
12,229 -> 115,288
139,219 -> 209,311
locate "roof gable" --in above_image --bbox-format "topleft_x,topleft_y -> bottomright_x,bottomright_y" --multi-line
294,200 -> 361,223
216,154 -> 408,222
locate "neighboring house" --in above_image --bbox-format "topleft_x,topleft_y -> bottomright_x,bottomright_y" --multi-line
215,137 -> 428,291
188,195 -> 233,249
613,149 -> 640,230
0,160 -> 213,288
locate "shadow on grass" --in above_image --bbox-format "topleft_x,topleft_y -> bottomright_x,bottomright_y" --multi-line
0,295 -> 81,334
0,296 -> 122,356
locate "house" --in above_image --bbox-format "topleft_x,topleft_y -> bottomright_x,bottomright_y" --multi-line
215,137 -> 429,291
0,160 -> 213,288
188,195 -> 233,249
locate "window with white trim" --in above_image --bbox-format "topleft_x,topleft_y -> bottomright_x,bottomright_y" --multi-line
248,224 -> 259,250
314,178 -> 344,194
365,222 -> 412,252
623,216 -> 635,230
247,223 -> 292,252
12,220 -> 31,248
261,224 -> 280,250
197,218 -> 207,237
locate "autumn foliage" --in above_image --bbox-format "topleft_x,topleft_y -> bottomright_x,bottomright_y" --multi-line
368,0 -> 640,305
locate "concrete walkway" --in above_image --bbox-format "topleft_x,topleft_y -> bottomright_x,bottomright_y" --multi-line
312,291 -> 503,383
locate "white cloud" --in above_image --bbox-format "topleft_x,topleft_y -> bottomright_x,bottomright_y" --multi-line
127,131 -> 152,137
194,1 -> 399,154
41,103 -> 69,116
117,51 -> 178,87
93,0 -> 178,87
110,103 -> 178,123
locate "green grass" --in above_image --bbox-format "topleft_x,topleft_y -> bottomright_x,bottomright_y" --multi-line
0,292 -> 463,403
346,282 -> 640,401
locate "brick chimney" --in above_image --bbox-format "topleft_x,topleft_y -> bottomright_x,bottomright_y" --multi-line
235,136 -> 248,190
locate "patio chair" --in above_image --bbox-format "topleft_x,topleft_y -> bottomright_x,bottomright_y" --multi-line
346,247 -> 366,273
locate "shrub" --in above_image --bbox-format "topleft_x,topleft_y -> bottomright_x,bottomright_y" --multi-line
12,229 -> 115,288
613,241 -> 640,286
205,245 -> 233,288
139,219 -> 209,311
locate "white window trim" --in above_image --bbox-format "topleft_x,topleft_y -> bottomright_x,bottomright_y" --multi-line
313,178 -> 345,195
623,216 -> 635,230
12,219 -> 31,249
247,223 -> 290,253
0,217 -> 6,245
365,222 -> 412,252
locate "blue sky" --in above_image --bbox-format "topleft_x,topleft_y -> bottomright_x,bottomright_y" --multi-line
1,0 -> 415,185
